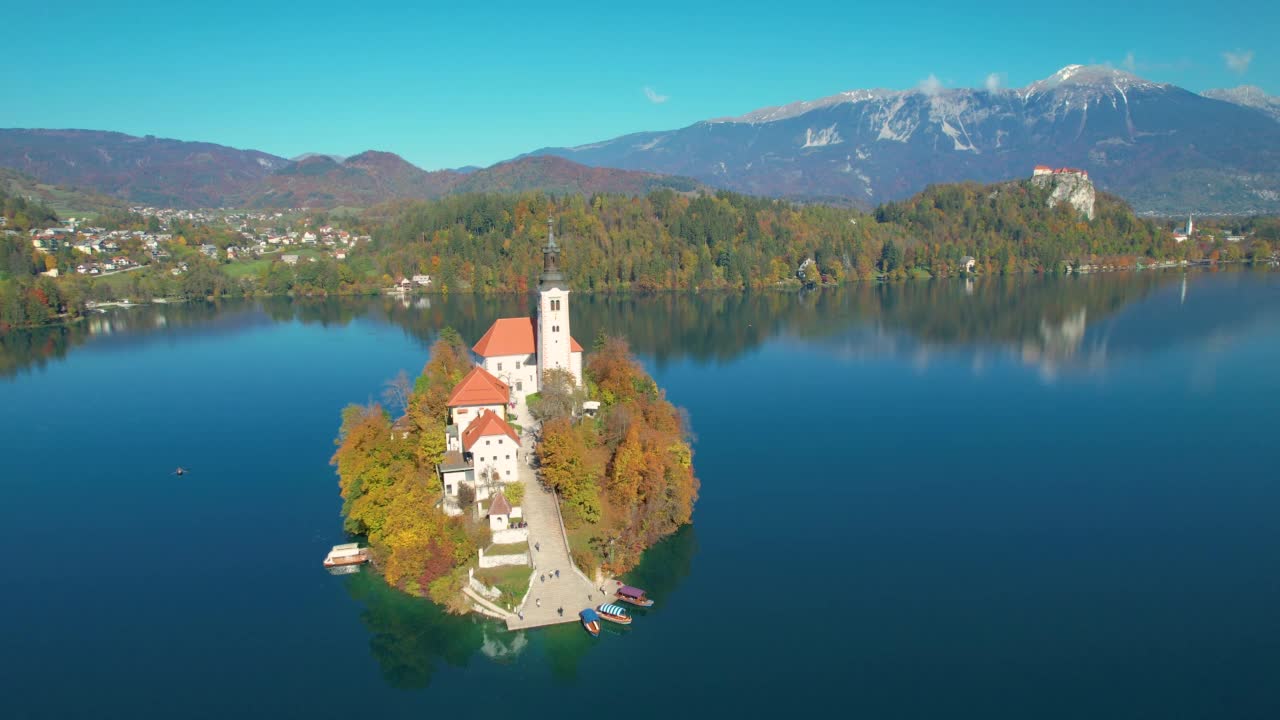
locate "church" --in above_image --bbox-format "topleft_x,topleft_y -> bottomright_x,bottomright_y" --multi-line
436,219 -> 584,515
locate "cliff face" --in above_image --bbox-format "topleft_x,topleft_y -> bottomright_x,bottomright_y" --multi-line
1031,172 -> 1095,220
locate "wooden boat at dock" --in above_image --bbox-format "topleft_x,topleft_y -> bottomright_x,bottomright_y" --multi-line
579,608 -> 601,637
323,542 -> 370,568
615,585 -> 654,607
596,603 -> 633,625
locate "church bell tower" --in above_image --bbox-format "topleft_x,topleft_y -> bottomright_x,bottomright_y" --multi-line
536,217 -> 572,386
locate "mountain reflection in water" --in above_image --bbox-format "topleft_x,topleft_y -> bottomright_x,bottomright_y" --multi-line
6,269 -> 1274,380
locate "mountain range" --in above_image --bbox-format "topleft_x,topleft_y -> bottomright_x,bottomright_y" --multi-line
533,66 -> 1280,214
0,130 -> 694,209
1,66 -> 1279,213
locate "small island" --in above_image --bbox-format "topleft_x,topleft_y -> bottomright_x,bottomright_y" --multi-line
331,218 -> 698,628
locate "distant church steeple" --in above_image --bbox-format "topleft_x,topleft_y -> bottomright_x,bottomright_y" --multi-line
540,217 -> 565,288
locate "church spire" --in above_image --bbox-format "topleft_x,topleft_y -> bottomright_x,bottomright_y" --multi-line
540,216 -> 564,286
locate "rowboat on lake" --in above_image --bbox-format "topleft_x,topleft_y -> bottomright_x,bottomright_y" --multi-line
580,608 -> 601,637
323,542 -> 370,568
615,585 -> 654,607
596,603 -> 633,625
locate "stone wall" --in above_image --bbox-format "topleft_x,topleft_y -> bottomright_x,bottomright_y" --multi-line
478,547 -> 530,568
492,527 -> 529,544
467,568 -> 501,601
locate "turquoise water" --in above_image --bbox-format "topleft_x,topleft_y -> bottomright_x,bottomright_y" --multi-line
2,271 -> 1279,718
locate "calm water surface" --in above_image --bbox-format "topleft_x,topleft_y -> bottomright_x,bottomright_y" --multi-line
2,271 -> 1279,718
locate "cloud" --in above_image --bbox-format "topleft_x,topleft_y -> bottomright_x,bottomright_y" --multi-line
1121,51 -> 1136,72
643,86 -> 669,104
918,74 -> 943,96
984,72 -> 1005,92
1223,49 -> 1254,74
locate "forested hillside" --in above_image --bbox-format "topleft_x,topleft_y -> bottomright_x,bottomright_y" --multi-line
365,179 -> 1214,293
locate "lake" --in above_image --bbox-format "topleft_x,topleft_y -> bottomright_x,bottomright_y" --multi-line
2,270 -> 1279,718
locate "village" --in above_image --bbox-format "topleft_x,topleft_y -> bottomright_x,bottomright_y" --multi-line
19,206 -> 370,280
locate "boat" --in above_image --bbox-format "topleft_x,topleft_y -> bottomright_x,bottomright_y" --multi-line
615,585 -> 654,607
579,608 -> 601,637
596,603 -> 633,625
323,542 -> 370,568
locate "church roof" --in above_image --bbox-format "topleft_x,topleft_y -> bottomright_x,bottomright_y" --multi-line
461,409 -> 521,451
446,366 -> 510,407
473,317 -> 535,356
488,491 -> 513,516
472,316 -> 583,355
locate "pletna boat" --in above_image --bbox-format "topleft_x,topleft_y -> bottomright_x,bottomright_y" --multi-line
596,603 -> 633,625
580,608 -> 601,637
615,585 -> 654,607
323,542 -> 370,568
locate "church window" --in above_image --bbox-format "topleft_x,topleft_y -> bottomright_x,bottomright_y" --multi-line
486,440 -> 491,445
516,381 -> 523,391
497,362 -> 503,371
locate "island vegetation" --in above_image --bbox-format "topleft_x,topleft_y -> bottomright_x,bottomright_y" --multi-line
331,328 -> 479,611
533,336 -> 699,575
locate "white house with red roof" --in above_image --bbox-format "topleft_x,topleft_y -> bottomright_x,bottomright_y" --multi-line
446,366 -> 510,437
471,220 -> 583,409
462,408 -> 522,488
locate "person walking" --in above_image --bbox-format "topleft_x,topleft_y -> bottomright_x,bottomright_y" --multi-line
554,569 -> 560,579
536,598 -> 541,608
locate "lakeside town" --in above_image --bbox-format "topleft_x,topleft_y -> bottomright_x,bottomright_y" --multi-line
22,207 -> 370,280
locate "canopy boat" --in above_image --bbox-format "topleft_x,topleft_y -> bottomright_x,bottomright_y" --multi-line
580,608 -> 601,637
615,585 -> 654,607
323,542 -> 370,568
596,603 -> 633,625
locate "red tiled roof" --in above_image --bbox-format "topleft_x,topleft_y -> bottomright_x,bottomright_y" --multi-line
488,491 -> 512,516
473,318 -> 536,356
446,366 -> 510,407
461,409 -> 521,451
473,316 -> 584,355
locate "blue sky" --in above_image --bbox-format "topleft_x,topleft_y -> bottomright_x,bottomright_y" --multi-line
3,1 -> 1275,169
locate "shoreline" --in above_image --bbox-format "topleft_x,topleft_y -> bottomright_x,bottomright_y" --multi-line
6,260 -> 1270,333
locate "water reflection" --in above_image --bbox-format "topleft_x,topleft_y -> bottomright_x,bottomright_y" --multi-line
3,269 -> 1276,380
343,570 -> 491,689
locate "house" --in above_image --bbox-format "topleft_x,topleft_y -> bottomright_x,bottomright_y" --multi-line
412,274 -> 432,286
446,366 -> 510,436
462,409 -> 521,484
436,451 -> 474,516
960,256 -> 976,272
281,254 -> 299,266
391,415 -> 416,440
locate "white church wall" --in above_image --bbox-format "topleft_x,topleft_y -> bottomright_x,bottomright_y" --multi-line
483,354 -> 539,405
